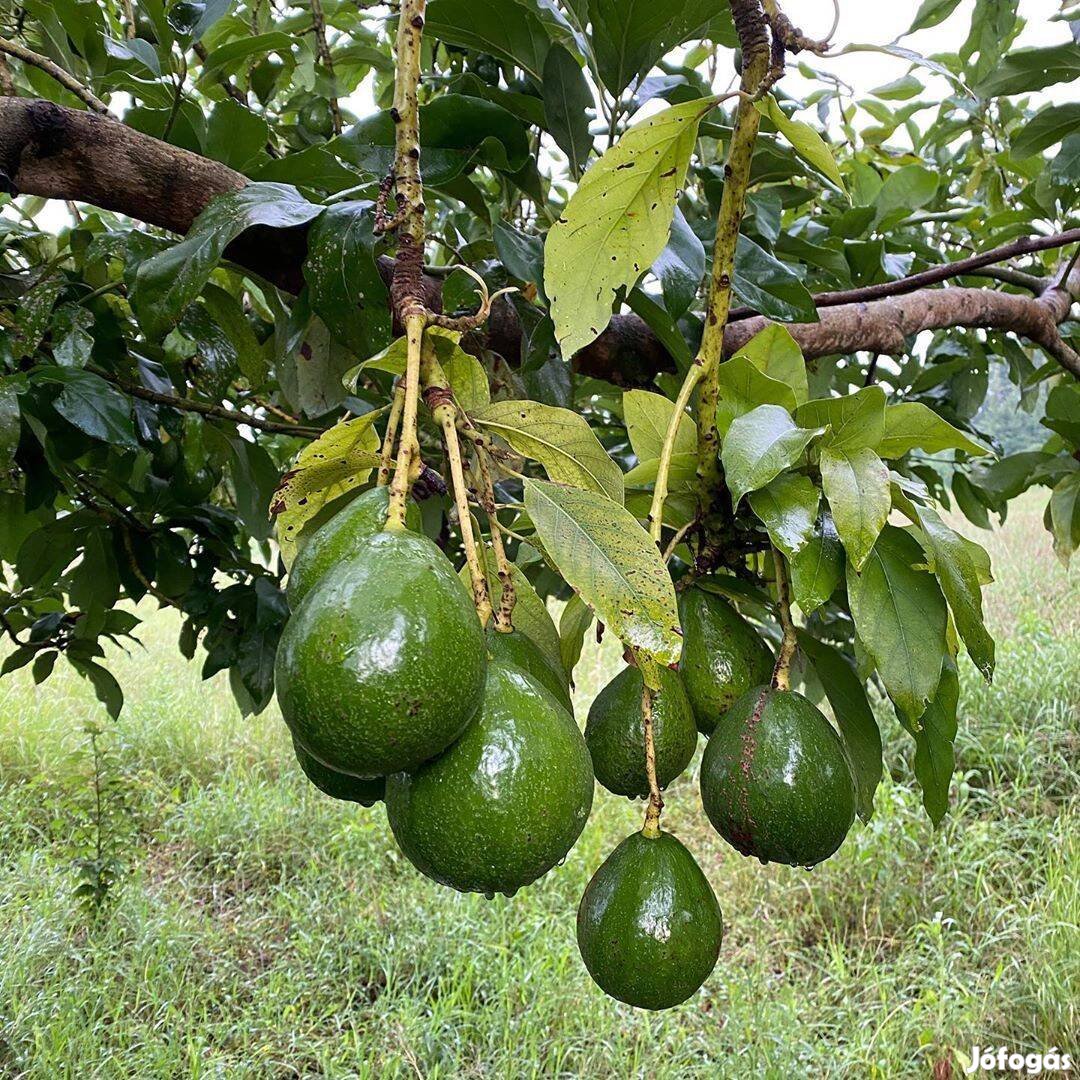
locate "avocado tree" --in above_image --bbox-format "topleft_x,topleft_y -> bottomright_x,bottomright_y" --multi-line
0,0 -> 1078,1009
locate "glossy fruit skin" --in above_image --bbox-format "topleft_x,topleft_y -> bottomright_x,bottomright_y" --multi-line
678,588 -> 774,735
275,529 -> 487,777
584,665 -> 697,798
700,686 -> 857,867
292,735 -> 384,806
577,830 -> 723,1010
385,661 -> 594,895
287,487 -> 421,609
486,626 -> 572,714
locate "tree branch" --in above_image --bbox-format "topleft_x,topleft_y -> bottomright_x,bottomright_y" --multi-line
0,39 -> 109,114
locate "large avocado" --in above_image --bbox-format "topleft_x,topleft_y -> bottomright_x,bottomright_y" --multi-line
287,487 -> 421,608
700,686 -> 857,867
385,660 -> 594,896
584,665 -> 697,798
275,529 -> 487,777
678,588 -> 774,735
292,735 -> 384,806
486,626 -> 573,714
577,830 -> 723,1010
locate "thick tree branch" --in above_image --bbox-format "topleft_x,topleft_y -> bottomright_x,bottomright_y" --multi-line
1,97 -> 1077,385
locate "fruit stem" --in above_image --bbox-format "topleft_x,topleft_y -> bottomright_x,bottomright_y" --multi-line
420,348 -> 493,626
386,312 -> 426,528
694,1 -> 772,528
378,378 -> 406,487
474,443 -> 517,631
647,360 -> 704,548
636,652 -> 665,837
771,545 -> 797,691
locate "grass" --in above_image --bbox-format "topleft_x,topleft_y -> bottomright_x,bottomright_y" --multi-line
0,492 -> 1077,1078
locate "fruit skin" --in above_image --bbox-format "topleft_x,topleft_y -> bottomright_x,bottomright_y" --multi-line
584,665 -> 697,798
678,588 -> 774,735
275,529 -> 487,777
292,735 -> 384,806
287,487 -> 421,609
700,686 -> 857,867
486,626 -> 573,714
385,660 -> 594,896
577,830 -> 723,1010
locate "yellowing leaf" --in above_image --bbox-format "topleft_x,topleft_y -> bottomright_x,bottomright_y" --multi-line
270,412 -> 382,566
757,95 -> 847,194
545,96 -> 718,358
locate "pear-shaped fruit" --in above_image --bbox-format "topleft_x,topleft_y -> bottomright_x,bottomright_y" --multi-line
292,735 -> 384,805
385,660 -> 594,895
700,686 -> 856,867
678,588 -> 773,735
577,830 -> 723,1010
486,626 -> 572,714
584,665 -> 697,798
275,529 -> 487,777
287,487 -> 421,609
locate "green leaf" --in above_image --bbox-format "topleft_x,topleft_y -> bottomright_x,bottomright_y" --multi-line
443,347 -> 491,413
911,656 -> 959,825
1049,471 -> 1080,565
41,368 -> 138,449
1011,103 -> 1080,158
733,325 -> 809,405
11,275 -> 63,360
878,402 -> 991,459
873,164 -> 938,225
545,96 -> 717,359
205,98 -> 271,171
133,183 -> 322,340
622,389 -> 697,462
756,95 -> 846,193
0,376 -> 19,480
796,386 -> 886,451
652,207 -> 705,320
847,525 -> 949,724
905,0 -> 963,33
820,445 -> 890,572
542,44 -> 593,177
68,656 -> 124,719
913,504 -> 995,681
200,285 -> 267,388
748,472 -> 819,561
790,518 -> 844,615
797,632 -> 882,822
269,413 -> 382,566
721,405 -> 823,508
715,355 -> 798,436
303,201 -> 392,361
524,478 -> 681,666
559,592 -> 594,680
426,0 -> 554,81
472,400 -> 624,503
733,235 -> 818,323
974,42 -> 1080,98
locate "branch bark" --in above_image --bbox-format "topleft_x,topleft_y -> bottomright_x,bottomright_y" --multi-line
2,97 -> 1077,385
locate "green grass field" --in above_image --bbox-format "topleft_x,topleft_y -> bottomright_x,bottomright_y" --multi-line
1,493 -> 1077,1078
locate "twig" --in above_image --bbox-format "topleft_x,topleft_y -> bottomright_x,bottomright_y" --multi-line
309,0 -> 343,135
474,444 -> 516,630
0,36 -> 109,114
637,653 -> 665,837
378,379 -> 406,486
121,0 -> 137,39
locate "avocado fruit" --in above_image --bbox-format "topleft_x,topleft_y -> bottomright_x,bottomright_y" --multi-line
385,660 -> 594,895
275,529 -> 487,777
700,686 -> 857,867
584,665 -> 697,798
577,830 -> 723,1010
486,626 -> 572,714
678,588 -> 774,735
287,486 -> 421,608
292,735 -> 384,806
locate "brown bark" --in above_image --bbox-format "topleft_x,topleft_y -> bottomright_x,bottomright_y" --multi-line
1,97 -> 1077,384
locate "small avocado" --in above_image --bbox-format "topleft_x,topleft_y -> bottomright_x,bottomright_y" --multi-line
275,529 -> 487,777
385,660 -> 594,895
700,686 -> 857,867
486,626 -> 572,714
678,588 -> 774,735
584,665 -> 697,798
292,735 -> 384,806
577,830 -> 723,1010
287,487 -> 421,608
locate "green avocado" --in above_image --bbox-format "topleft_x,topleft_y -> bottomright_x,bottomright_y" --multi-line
486,626 -> 573,714
385,660 -> 594,896
584,665 -> 697,798
287,487 -> 421,609
700,686 -> 857,867
577,830 -> 723,1010
678,588 -> 774,735
292,735 -> 384,806
275,529 -> 487,777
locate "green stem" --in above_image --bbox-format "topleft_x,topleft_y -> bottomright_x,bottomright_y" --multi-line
636,651 -> 665,837
770,545 -> 797,691
647,362 -> 704,547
